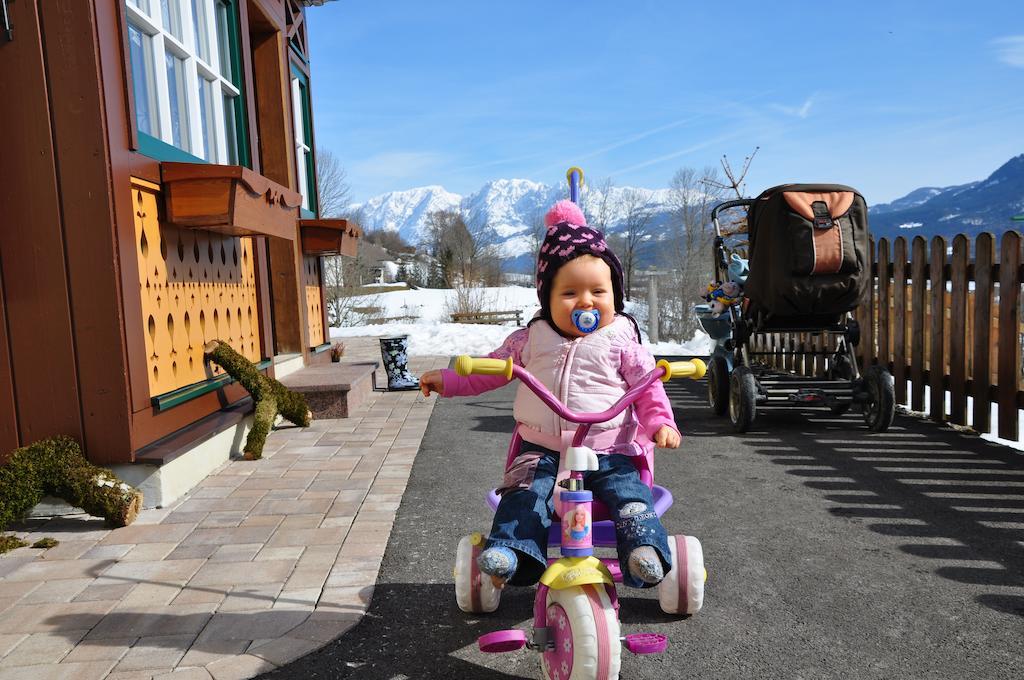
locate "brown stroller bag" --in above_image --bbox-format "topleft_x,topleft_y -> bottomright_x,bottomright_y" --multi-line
744,183 -> 871,320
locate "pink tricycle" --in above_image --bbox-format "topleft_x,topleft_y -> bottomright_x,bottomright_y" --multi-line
452,354 -> 708,680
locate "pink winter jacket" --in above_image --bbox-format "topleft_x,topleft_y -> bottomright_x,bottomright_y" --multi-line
440,316 -> 679,455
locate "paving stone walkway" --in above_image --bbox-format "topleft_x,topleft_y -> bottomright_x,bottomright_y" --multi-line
0,338 -> 446,680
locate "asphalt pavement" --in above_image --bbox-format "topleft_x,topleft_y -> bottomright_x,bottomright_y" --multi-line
263,359 -> 1024,679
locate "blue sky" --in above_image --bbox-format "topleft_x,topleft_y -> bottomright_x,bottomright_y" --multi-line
306,1 -> 1024,205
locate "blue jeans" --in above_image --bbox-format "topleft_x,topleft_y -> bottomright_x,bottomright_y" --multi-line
485,440 -> 671,589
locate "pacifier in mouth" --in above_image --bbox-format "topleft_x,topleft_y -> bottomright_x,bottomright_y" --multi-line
572,309 -> 600,333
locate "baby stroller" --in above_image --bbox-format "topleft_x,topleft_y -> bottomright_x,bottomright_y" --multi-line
698,184 -> 895,433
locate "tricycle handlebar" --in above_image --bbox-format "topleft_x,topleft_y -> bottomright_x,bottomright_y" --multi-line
454,355 -> 705,426
656,358 -> 706,381
454,355 -> 513,380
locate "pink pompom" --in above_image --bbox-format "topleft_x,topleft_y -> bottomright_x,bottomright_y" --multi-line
544,200 -> 587,228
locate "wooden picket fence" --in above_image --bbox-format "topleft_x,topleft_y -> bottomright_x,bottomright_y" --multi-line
750,231 -> 1023,442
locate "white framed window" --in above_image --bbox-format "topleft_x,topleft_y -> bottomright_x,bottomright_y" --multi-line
126,0 -> 244,164
290,70 -> 316,214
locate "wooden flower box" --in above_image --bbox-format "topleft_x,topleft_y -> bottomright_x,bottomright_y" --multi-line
160,163 -> 302,240
300,219 -> 362,257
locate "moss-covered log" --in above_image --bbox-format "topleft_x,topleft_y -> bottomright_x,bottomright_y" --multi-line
0,435 -> 143,537
204,340 -> 312,460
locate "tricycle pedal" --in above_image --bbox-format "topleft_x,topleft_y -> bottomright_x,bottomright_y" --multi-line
623,633 -> 668,655
478,629 -> 526,653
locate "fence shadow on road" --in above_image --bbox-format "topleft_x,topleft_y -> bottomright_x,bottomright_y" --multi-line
663,375 -> 1024,618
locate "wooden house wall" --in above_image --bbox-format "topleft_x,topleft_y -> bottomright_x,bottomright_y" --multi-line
0,0 -> 328,464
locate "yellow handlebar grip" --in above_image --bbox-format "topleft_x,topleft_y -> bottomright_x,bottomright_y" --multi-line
656,358 -> 707,382
454,355 -> 514,380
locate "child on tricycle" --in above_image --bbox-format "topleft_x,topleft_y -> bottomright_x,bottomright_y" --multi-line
422,188 -> 707,679
419,199 -> 683,592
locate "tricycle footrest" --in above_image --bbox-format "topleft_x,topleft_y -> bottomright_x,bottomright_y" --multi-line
624,633 -> 668,655
478,629 -> 526,653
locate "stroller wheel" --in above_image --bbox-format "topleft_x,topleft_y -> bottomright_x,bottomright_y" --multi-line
708,356 -> 730,416
862,366 -> 896,432
729,366 -> 757,433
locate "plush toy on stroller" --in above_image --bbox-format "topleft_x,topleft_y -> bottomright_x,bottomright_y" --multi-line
697,184 -> 896,433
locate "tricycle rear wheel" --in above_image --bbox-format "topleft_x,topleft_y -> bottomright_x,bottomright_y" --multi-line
658,534 -> 705,615
454,534 -> 500,613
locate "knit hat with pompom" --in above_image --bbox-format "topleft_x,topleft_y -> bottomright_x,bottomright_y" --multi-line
536,200 -> 625,322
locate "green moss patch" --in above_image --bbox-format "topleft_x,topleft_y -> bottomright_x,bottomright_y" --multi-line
32,537 -> 60,549
0,535 -> 27,554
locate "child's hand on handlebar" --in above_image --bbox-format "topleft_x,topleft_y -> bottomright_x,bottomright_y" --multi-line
653,425 -> 680,449
419,369 -> 444,397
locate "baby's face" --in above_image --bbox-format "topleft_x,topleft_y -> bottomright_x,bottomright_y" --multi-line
549,256 -> 616,338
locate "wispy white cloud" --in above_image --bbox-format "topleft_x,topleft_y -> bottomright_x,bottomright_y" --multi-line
525,115 -> 713,178
993,35 -> 1024,68
529,90 -> 778,178
460,152 -> 549,172
577,116 -> 710,162
770,94 -> 817,119
610,131 -> 748,176
349,151 -> 447,185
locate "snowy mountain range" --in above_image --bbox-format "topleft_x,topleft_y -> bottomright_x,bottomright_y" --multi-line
346,154 -> 1023,267
867,154 -> 1024,239
347,180 -> 677,270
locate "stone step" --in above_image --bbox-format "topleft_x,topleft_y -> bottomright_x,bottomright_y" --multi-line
277,360 -> 380,419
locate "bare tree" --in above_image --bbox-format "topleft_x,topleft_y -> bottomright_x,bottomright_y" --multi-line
363,228 -> 414,254
615,188 -> 655,301
316,148 -> 352,218
322,250 -> 376,326
702,147 -> 759,200
420,209 -> 503,287
655,166 -> 728,338
582,177 -> 615,233
668,166 -> 725,269
699,147 -> 759,237
525,206 -> 548,264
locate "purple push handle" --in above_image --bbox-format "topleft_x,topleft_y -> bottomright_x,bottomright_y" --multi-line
624,633 -> 668,655
478,629 -> 527,653
568,167 -> 583,205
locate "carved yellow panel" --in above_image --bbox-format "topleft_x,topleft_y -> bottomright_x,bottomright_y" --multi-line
304,256 -> 325,347
132,178 -> 262,397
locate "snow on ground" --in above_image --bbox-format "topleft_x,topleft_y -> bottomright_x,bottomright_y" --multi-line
910,384 -> 1024,453
329,285 -> 712,358
331,286 -> 1022,452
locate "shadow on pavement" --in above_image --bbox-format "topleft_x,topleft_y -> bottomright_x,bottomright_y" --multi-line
260,582 -> 533,679
666,375 -> 1024,618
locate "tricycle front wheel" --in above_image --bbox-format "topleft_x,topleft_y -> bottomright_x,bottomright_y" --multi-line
543,584 -> 621,680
